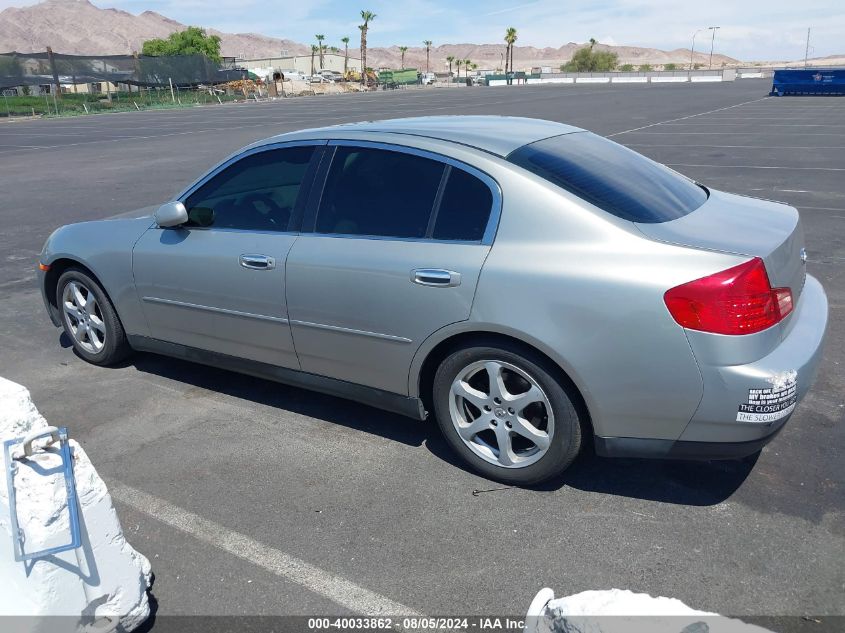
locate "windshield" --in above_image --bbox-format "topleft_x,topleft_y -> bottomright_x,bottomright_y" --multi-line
507,132 -> 708,223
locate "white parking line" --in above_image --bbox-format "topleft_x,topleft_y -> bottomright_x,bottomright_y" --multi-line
620,131 -> 845,136
607,96 -> 770,137
667,163 -> 845,171
660,122 -> 845,127
624,144 -> 845,149
109,481 -> 423,617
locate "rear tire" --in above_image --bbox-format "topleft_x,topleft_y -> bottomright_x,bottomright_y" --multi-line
56,268 -> 132,366
433,343 -> 582,485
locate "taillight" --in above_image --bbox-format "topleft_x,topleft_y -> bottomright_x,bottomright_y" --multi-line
664,257 -> 793,335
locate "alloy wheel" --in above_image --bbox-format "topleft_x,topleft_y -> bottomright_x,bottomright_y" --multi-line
449,360 -> 554,468
62,280 -> 106,354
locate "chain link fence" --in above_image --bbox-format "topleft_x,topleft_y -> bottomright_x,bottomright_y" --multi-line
1,51 -> 252,117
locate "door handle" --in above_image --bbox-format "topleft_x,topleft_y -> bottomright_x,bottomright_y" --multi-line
239,254 -> 276,270
411,269 -> 461,287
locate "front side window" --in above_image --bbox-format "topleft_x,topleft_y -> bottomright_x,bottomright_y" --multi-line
316,146 -> 445,238
184,145 -> 315,231
507,132 -> 707,223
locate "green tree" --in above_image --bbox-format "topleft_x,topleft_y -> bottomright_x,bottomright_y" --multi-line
504,27 -> 518,74
446,55 -> 454,75
664,62 -> 677,71
619,63 -> 634,72
141,26 -> 222,63
341,37 -> 350,74
310,45 -> 318,75
423,40 -> 432,73
639,63 -> 653,72
455,58 -> 463,78
562,43 -> 618,72
359,10 -> 377,85
316,35 -> 325,69
399,46 -> 408,69
464,59 -> 471,78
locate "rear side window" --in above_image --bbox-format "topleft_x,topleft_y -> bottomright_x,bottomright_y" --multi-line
507,132 -> 707,223
316,146 -> 444,238
433,168 -> 494,241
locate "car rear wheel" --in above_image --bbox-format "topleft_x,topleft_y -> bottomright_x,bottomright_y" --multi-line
433,343 -> 582,485
57,268 -> 131,366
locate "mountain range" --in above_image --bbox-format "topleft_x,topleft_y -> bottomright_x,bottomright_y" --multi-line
0,0 -> 744,69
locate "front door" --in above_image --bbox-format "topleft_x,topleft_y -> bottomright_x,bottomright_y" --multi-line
132,143 -> 321,368
286,142 -> 500,395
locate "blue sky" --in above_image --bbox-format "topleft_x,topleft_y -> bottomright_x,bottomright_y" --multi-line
5,0 -> 844,60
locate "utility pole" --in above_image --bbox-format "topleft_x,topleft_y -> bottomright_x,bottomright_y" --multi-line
707,26 -> 720,69
689,29 -> 703,71
804,28 -> 811,67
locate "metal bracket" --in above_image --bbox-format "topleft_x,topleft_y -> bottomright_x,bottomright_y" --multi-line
3,426 -> 82,562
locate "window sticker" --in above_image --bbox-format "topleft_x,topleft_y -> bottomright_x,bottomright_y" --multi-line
736,370 -> 797,423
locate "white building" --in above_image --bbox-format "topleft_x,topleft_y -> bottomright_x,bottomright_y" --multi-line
239,52 -> 361,75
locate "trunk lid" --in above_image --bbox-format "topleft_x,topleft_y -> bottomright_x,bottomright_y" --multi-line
635,189 -> 807,302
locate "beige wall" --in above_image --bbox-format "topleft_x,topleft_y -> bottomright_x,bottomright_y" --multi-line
240,53 -> 360,74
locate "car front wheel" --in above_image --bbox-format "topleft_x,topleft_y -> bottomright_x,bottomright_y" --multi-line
57,268 -> 131,366
433,343 -> 583,485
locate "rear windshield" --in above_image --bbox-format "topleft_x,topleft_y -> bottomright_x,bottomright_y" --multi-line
507,132 -> 708,223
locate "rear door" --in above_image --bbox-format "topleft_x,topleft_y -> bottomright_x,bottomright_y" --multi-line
285,141 -> 501,395
132,142 -> 322,368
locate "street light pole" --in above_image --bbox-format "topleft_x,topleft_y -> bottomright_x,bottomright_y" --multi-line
707,26 -> 720,69
804,28 -> 811,67
689,29 -> 703,71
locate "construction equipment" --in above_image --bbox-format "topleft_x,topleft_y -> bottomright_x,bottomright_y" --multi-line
378,68 -> 419,88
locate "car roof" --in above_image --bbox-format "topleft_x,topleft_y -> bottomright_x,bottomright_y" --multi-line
265,116 -> 584,157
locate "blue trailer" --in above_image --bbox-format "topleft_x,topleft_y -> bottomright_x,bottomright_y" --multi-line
770,68 -> 845,96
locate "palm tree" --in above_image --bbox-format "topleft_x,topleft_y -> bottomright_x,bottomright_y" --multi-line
341,37 -> 350,75
310,45 -> 318,76
423,40 -> 432,73
316,35 -> 325,69
589,37 -> 597,50
455,58 -> 462,78
505,27 -> 518,76
464,59 -> 471,79
359,10 -> 377,85
399,46 -> 408,69
446,55 -> 454,76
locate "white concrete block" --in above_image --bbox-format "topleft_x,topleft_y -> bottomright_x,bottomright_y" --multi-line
0,377 -> 151,632
611,77 -> 648,83
575,77 -> 611,83
526,588 -> 773,633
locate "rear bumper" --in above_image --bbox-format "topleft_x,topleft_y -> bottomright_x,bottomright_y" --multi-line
595,423 -> 785,460
597,273 -> 828,460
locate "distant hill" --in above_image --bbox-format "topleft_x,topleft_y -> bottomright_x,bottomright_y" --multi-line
0,0 -> 745,69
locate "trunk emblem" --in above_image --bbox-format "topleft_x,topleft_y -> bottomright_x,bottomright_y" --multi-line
800,248 -> 808,264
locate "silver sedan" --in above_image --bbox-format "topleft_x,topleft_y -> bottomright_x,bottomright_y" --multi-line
39,116 -> 828,484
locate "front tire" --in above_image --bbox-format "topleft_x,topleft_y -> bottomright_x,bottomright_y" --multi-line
432,343 -> 582,485
57,268 -> 131,366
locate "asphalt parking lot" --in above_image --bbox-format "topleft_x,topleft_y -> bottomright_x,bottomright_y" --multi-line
1,80 -> 843,626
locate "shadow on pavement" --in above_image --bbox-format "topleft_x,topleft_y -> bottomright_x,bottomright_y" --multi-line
125,350 -> 755,507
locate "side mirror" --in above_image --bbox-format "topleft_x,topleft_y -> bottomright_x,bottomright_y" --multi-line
154,201 -> 188,228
